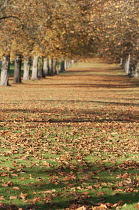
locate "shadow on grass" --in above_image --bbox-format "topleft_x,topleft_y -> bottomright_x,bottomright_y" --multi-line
17,82 -> 139,89
0,100 -> 139,124
0,99 -> 139,107
0,161 -> 139,209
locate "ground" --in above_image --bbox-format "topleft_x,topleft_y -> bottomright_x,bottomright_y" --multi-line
0,59 -> 139,210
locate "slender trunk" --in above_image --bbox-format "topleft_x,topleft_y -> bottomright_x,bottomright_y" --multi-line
120,58 -> 123,66
71,60 -> 74,67
64,60 -> 68,70
121,58 -> 126,68
56,61 -> 61,74
31,55 -> 39,80
48,58 -> 54,76
134,61 -> 139,78
125,54 -> 130,75
65,60 -> 70,69
56,60 -> 60,74
53,59 -> 57,75
13,55 -> 22,83
23,56 -> 30,80
38,56 -> 44,78
60,60 -> 65,72
43,57 -> 49,76
0,55 -> 10,86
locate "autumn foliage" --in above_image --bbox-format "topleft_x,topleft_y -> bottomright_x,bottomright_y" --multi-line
0,0 -> 139,59
0,0 -> 139,85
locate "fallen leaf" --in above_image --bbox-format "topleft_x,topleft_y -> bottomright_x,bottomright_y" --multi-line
10,196 -> 18,199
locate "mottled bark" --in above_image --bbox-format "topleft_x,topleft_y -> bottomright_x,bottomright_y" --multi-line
13,55 -> 22,83
48,58 -> 54,76
53,59 -> 57,75
134,61 -> 139,78
124,54 -> 130,75
23,56 -> 30,80
38,56 -> 44,78
0,55 -> 10,86
43,57 -> 49,76
60,60 -> 65,72
31,55 -> 39,80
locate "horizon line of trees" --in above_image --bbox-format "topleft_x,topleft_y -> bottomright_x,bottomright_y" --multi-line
0,0 -> 139,86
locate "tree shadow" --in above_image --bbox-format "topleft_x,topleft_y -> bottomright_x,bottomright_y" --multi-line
0,100 -> 139,124
15,81 -> 139,88
1,161 -> 139,209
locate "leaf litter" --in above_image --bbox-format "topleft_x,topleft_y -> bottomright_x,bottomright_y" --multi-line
0,59 -> 139,209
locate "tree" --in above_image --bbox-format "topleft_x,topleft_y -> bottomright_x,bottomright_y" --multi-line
13,54 -> 22,83
23,56 -> 30,80
38,56 -> 44,78
2,0 -> 139,84
31,55 -> 39,80
0,54 -> 10,86
43,57 -> 49,76
88,0 -> 139,64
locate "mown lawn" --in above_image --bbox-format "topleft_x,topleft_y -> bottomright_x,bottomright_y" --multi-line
0,59 -> 139,210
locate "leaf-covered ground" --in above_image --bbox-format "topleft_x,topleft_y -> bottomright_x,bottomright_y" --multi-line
0,59 -> 139,210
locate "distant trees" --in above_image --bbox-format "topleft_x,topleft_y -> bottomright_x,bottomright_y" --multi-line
0,0 -> 139,86
0,0 -> 93,85
88,0 -> 139,77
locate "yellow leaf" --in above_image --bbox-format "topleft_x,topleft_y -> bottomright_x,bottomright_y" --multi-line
10,196 -> 18,199
0,196 -> 5,200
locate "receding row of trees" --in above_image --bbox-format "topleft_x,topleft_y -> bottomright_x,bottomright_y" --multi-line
0,0 -> 93,85
91,0 -> 139,78
0,0 -> 139,86
0,55 -> 73,86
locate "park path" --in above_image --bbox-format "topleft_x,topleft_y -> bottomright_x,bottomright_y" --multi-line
0,58 -> 139,123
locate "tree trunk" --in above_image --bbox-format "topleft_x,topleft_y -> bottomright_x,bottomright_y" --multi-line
56,61 -> 60,74
13,55 -> 22,83
43,57 -> 49,76
121,58 -> 126,68
64,60 -> 67,70
124,54 -> 130,75
0,55 -> 10,86
120,58 -> 123,66
71,60 -> 75,65
53,59 -> 57,75
23,56 -> 30,80
31,55 -> 39,80
48,58 -> 54,76
60,60 -> 65,72
134,61 -> 139,78
38,56 -> 44,78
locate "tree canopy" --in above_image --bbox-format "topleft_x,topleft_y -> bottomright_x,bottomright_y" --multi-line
0,0 -> 139,61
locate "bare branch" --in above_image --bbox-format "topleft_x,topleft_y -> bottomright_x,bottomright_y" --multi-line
0,15 -> 20,21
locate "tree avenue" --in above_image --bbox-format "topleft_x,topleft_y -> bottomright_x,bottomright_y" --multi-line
89,0 -> 139,76
0,0 -> 139,85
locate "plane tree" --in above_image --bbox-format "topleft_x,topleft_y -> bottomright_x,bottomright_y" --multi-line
2,0 -> 139,85
0,0 -> 95,84
89,0 -> 139,76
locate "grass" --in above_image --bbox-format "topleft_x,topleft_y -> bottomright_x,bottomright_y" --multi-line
0,59 -> 139,209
